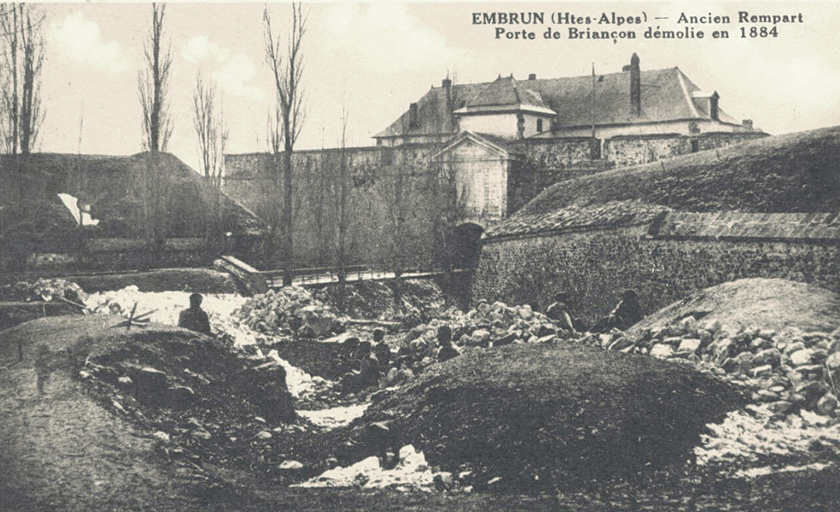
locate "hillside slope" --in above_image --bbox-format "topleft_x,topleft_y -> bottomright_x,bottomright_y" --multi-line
490,126 -> 840,239
627,278 -> 840,338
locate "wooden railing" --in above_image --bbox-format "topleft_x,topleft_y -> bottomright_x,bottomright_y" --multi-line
217,255 -> 469,292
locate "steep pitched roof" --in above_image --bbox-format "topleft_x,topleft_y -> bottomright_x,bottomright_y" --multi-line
376,66 -> 742,140
456,75 -> 554,115
375,82 -> 484,139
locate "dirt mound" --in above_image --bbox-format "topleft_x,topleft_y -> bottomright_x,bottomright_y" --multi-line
628,278 -> 840,338
0,277 -> 88,303
71,268 -> 238,294
2,316 -> 299,471
0,316 -> 246,511
351,343 -> 746,492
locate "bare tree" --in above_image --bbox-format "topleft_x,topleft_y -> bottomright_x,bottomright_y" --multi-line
380,151 -> 414,310
427,78 -> 464,271
1,3 -> 45,155
137,3 -> 173,261
0,3 -> 45,270
192,70 -> 228,244
334,104 -> 351,286
263,2 -> 306,285
258,107 -> 285,264
138,3 -> 172,154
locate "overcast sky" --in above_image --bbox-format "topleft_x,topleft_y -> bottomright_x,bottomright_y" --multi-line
31,2 -> 840,170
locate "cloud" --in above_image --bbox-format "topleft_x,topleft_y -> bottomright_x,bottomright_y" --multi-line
50,12 -> 128,74
181,36 -> 262,101
322,3 -> 466,74
181,36 -> 230,63
212,54 -> 264,101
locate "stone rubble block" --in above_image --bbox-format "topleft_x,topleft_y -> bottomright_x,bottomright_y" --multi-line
650,344 -> 675,359
677,338 -> 702,354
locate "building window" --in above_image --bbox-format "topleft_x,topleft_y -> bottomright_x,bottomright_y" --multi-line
691,140 -> 699,153
537,119 -> 543,133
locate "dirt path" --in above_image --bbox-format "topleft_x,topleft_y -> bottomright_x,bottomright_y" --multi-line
0,364 -> 222,511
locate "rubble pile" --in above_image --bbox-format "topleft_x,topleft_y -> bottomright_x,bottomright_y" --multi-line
356,342 -> 745,493
234,286 -> 343,339
312,279 -> 446,325
0,277 -> 88,304
381,300 -> 572,381
695,403 -> 840,477
578,317 -> 840,418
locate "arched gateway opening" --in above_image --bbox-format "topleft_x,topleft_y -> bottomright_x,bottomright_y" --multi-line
452,222 -> 484,268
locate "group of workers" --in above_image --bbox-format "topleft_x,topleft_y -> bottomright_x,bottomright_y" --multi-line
340,324 -> 462,394
177,290 -> 642,396
339,330 -> 389,394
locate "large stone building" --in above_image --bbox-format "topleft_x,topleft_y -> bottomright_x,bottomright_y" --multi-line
371,53 -> 763,225
223,54 -> 765,268
376,54 -> 755,148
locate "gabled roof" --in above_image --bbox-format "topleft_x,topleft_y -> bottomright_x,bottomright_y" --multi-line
376,66 -> 743,140
431,131 -> 513,160
455,75 -> 555,116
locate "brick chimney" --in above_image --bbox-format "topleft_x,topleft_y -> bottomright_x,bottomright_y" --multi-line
630,53 -> 641,116
408,102 -> 419,128
709,91 -> 720,121
528,73 -> 537,80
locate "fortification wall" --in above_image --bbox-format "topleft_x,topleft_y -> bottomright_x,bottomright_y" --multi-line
505,132 -> 766,212
223,146 -> 441,269
472,212 -> 840,323
222,131 -> 768,268
602,131 -> 768,168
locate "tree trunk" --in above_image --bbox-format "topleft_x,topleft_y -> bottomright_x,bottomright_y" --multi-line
282,148 -> 293,286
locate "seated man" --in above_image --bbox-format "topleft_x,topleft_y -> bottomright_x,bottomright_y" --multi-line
545,292 -> 579,335
594,290 -> 643,332
436,325 -> 461,363
341,341 -> 381,393
178,293 -> 212,335
372,329 -> 392,369
374,341 -> 392,370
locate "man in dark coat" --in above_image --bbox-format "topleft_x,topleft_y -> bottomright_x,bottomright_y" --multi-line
436,325 -> 460,363
178,293 -> 212,335
545,292 -> 579,335
594,290 -> 643,332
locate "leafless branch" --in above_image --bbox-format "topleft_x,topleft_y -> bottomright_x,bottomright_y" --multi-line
137,3 -> 173,249
262,3 -> 307,281
1,4 -> 43,155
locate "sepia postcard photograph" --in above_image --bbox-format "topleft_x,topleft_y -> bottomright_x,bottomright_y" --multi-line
1,1 -> 839,510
